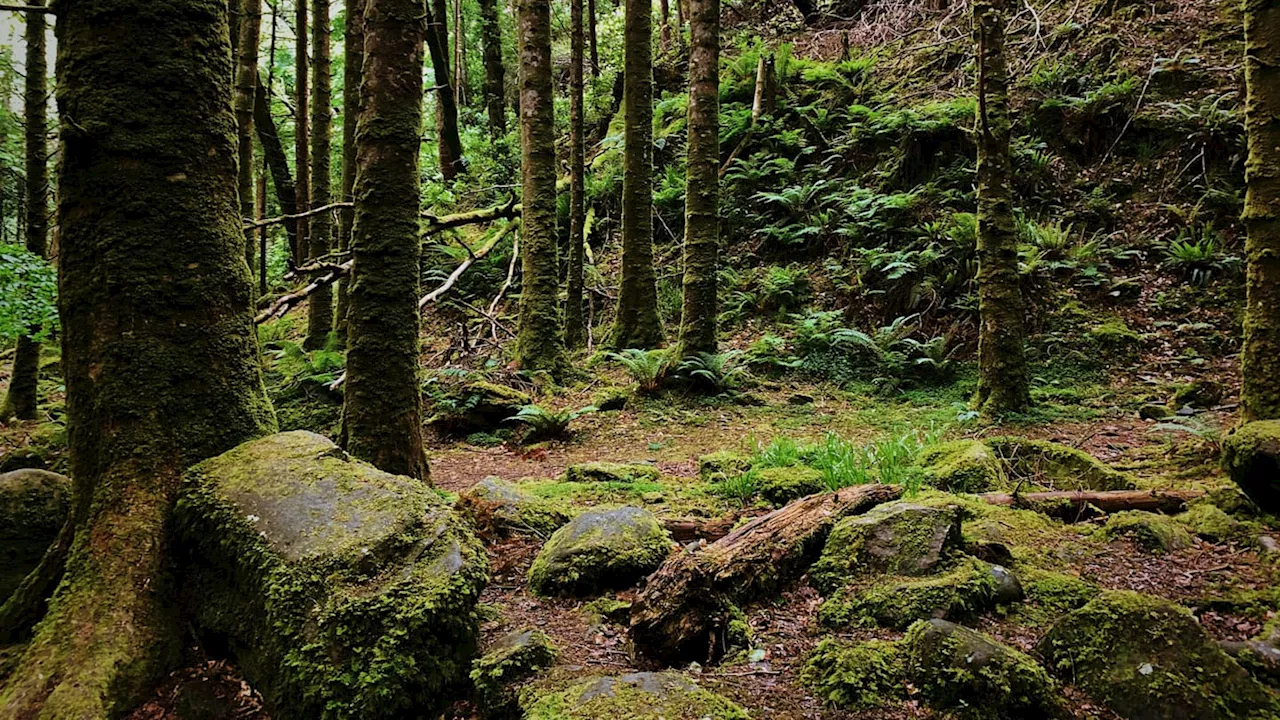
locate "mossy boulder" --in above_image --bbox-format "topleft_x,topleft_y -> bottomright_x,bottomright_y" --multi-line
1037,590 -> 1280,720
527,507 -> 671,596
753,464 -> 825,505
1223,622 -> 1280,689
1171,379 -> 1224,409
0,469 -> 70,601
819,557 -> 1021,630
1017,568 -> 1100,624
562,462 -> 661,484
428,380 -> 532,433
920,440 -> 1005,492
905,619 -> 1062,719
518,671 -> 749,719
810,502 -> 963,593
1222,420 -> 1280,514
592,387 -> 630,412
697,451 -> 751,483
1101,510 -> 1193,553
1177,502 -> 1250,542
459,476 -> 571,536
174,431 -> 488,720
985,437 -> 1135,491
801,638 -> 906,710
470,628 -> 558,715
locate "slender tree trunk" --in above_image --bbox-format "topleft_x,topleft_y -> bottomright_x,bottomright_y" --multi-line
609,0 -> 664,349
515,0 -> 566,371
428,0 -> 465,180
677,0 -> 718,357
304,0 -> 333,349
336,0 -> 364,345
1,0 -> 47,422
254,76 -> 298,258
235,0 -> 261,276
971,0 -> 1030,416
1242,0 -> 1280,422
659,0 -> 671,51
479,0 -> 507,136
588,0 -> 599,76
0,0 -> 276,712
339,0 -> 430,480
454,0 -> 468,105
565,0 -> 586,347
295,0 -> 310,265
257,164 -> 268,295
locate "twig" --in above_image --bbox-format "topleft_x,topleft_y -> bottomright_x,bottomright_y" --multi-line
244,201 -> 352,231
254,260 -> 351,324
419,220 -> 518,309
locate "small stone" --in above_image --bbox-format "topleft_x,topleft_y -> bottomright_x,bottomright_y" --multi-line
1176,404 -> 1197,416
470,628 -> 558,713
697,451 -> 751,483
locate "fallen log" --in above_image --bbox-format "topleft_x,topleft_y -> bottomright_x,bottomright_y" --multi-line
630,483 -> 903,663
421,197 -> 520,235
661,512 -> 764,544
980,489 -> 1203,520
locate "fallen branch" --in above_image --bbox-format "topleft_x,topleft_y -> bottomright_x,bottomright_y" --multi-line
419,220 -> 517,309
0,3 -> 54,12
244,201 -> 353,231
980,489 -> 1203,520
422,197 -> 520,235
255,260 -> 351,324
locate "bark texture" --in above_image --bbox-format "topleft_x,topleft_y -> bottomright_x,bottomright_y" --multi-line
515,0 -> 566,372
339,0 -> 431,481
0,0 -> 276,713
428,0 -> 465,180
294,0 -> 311,264
676,0 -> 719,357
971,0 -> 1030,417
1243,0 -> 1280,422
588,0 -> 598,75
337,0 -> 365,345
1,0 -> 47,422
610,0 -> 664,349
479,0 -> 507,136
304,0 -> 334,349
254,76 -> 299,258
565,0 -> 587,348
234,0 -> 260,274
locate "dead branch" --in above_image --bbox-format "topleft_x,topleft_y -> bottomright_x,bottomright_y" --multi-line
254,260 -> 351,324
980,489 -> 1204,520
419,220 -> 518,309
244,201 -> 353,231
0,4 -> 54,12
422,196 -> 520,235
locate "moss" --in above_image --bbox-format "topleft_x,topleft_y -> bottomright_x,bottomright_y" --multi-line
819,556 -> 1008,630
519,671 -> 749,719
563,462 -> 661,484
753,465 -> 825,505
723,603 -> 753,653
911,491 -> 1063,566
1102,510 -> 1193,553
1177,502 -> 1251,542
1087,317 -> 1142,354
919,440 -> 1005,492
1170,379 -> 1224,409
810,502 -> 962,594
581,597 -> 632,626
592,386 -> 630,411
697,451 -> 751,483
1037,590 -> 1280,720
985,437 -> 1135,491
801,638 -> 906,710
1222,420 -> 1280,514
905,619 -> 1061,719
0,469 -> 70,601
458,477 -> 571,537
428,380 -> 533,433
527,507 -> 671,596
470,628 -> 558,713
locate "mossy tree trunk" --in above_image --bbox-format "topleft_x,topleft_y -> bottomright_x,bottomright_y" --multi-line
479,0 -> 507,137
609,0 -> 664,349
428,0 -> 465,181
515,0 -> 566,372
254,76 -> 298,260
970,0 -> 1031,417
234,0 -> 260,276
336,0 -> 364,346
588,0 -> 599,76
1242,0 -> 1280,422
565,0 -> 587,348
0,0 -> 48,422
0,0 -> 277,712
339,0 -> 431,481
676,0 -> 719,358
294,0 -> 311,265
304,0 -> 333,349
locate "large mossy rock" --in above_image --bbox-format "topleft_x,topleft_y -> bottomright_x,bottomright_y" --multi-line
0,469 -> 70,601
459,476 -> 571,536
562,462 -> 660,484
819,556 -> 1021,630
1222,420 -> 1280,515
527,507 -> 671,596
428,380 -> 532,433
810,502 -> 962,593
518,671 -> 749,719
920,438 -> 1134,493
905,619 -> 1062,719
175,431 -> 488,720
1037,590 -> 1279,720
919,440 -> 1005,492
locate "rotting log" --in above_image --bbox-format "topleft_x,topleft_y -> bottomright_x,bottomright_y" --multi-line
980,489 -> 1203,520
630,483 -> 903,663
421,196 -> 519,234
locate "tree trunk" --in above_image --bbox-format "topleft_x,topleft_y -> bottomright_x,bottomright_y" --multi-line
336,0 -> 365,346
295,0 -> 311,265
1243,0 -> 1280,422
565,0 -> 587,348
254,76 -> 298,260
630,483 -> 903,663
234,0 -> 261,276
428,0 -> 465,180
304,0 -> 333,349
515,0 -> 566,372
971,0 -> 1030,417
0,0 -> 47,423
676,0 -> 719,358
659,0 -> 671,51
0,0 -> 277,712
454,0 -> 468,106
257,164 -> 268,295
479,0 -> 507,136
609,0 -> 664,349
339,0 -> 431,481
588,0 -> 599,76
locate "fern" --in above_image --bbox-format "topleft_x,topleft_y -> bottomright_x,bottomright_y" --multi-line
505,404 -> 599,442
608,349 -> 672,394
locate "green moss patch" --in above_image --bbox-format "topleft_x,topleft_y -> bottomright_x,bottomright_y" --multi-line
563,462 -> 661,484
810,501 -> 963,593
801,638 -> 906,710
527,507 -> 672,596
919,440 -> 1005,492
819,556 -> 1017,630
697,451 -> 752,483
753,465 -> 825,505
519,671 -> 749,720
1101,510 -> 1193,553
919,438 -> 1134,493
1222,420 -> 1280,515
458,476 -> 571,537
471,628 -> 558,713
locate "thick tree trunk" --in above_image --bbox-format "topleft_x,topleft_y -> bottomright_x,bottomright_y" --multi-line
304,0 -> 333,349
253,76 -> 298,259
515,0 -> 566,372
609,0 -> 664,349
479,0 -> 507,136
676,0 -> 719,358
295,0 -> 311,265
234,0 -> 260,275
0,0 -> 47,423
428,0 -> 465,180
1243,0 -> 1280,422
336,0 -> 364,346
565,0 -> 587,348
339,0 -> 430,481
0,0 -> 277,712
971,0 -> 1030,417
588,0 -> 599,76
630,483 -> 903,663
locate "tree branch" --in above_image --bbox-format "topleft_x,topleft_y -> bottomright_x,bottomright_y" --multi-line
419,220 -> 517,309
244,201 -> 352,231
254,260 -> 351,324
0,4 -> 55,12
422,196 -> 520,235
